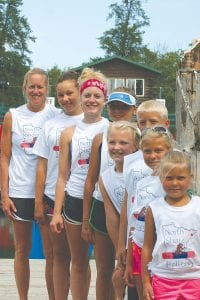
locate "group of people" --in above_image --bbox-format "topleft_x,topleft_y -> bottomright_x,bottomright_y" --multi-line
1,66 -> 200,300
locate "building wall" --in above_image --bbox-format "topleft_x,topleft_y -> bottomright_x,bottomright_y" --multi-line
77,58 -> 160,101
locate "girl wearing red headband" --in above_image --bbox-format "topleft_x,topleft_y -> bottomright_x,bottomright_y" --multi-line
50,67 -> 108,300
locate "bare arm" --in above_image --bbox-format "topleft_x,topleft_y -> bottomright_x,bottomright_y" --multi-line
34,156 -> 47,225
124,238 -> 135,287
0,112 -> 16,220
142,207 -> 156,300
50,127 -> 74,234
117,190 -> 128,267
99,176 -> 120,250
82,133 -> 102,243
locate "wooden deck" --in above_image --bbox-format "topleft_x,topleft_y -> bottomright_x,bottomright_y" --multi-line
0,259 -> 97,300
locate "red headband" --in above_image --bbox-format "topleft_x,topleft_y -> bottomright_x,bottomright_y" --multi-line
80,79 -> 107,96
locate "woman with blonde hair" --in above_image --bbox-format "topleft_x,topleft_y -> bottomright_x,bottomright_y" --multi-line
50,68 -> 109,300
1,68 -> 59,300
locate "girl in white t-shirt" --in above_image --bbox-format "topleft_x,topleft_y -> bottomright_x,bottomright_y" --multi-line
33,71 -> 83,299
50,67 -> 108,300
142,150 -> 200,300
124,127 -> 173,300
99,121 -> 140,300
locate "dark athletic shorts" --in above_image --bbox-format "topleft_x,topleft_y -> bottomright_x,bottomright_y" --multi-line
62,194 -> 83,225
43,194 -> 54,217
11,197 -> 35,222
89,197 -> 108,235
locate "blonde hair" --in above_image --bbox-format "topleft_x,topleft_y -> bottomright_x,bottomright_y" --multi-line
137,100 -> 168,120
22,68 -> 48,93
156,150 -> 191,180
78,67 -> 107,87
140,127 -> 173,150
107,121 -> 141,149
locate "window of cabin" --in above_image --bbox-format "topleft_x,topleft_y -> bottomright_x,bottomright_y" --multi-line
107,78 -> 144,96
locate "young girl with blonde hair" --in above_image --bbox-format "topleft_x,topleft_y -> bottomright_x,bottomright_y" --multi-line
142,150 -> 200,300
99,121 -> 140,300
124,127 -> 174,300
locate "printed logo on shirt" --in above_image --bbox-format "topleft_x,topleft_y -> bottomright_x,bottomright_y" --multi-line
114,185 -> 125,207
20,124 -> 41,153
161,223 -> 197,269
77,137 -> 92,169
53,128 -> 65,157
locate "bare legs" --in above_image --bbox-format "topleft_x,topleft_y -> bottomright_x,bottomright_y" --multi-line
94,232 -> 115,300
39,221 -> 71,300
65,222 -> 90,300
13,221 -> 32,300
39,224 -> 55,300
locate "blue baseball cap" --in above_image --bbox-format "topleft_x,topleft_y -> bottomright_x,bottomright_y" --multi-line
107,92 -> 136,106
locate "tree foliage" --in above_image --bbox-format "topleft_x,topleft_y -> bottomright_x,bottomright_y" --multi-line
98,0 -> 149,59
137,48 -> 182,112
0,0 -> 35,63
97,0 -> 182,113
0,0 -> 35,108
48,65 -> 63,106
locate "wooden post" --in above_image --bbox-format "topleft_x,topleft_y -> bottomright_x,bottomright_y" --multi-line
176,69 -> 200,194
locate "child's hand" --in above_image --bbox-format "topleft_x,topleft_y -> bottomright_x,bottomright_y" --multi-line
143,282 -> 154,300
124,265 -> 135,287
117,246 -> 127,267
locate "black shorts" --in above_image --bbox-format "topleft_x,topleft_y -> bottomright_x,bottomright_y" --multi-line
89,197 -> 108,235
11,197 -> 35,222
43,194 -> 54,217
62,194 -> 83,225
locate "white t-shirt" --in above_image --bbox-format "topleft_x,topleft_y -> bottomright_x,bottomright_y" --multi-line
123,150 -> 152,219
128,175 -> 165,247
33,111 -> 83,200
149,196 -> 200,279
101,165 -> 125,214
9,104 -> 59,198
93,128 -> 114,202
66,118 -> 109,199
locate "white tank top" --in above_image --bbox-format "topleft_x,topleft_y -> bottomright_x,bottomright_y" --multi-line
66,118 -> 109,198
9,104 -> 59,198
101,165 -> 125,214
93,129 -> 114,201
128,176 -> 165,247
33,111 -> 83,200
149,196 -> 200,279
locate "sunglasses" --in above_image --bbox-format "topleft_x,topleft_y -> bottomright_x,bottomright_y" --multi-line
141,126 -> 170,137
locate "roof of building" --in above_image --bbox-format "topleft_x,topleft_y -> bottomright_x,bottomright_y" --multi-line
71,55 -> 161,74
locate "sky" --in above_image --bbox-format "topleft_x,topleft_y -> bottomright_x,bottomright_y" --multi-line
22,0 -> 200,70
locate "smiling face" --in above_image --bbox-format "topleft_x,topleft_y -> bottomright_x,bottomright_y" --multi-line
161,163 -> 192,205
108,128 -> 137,164
108,101 -> 135,122
56,79 -> 82,115
80,87 -> 105,120
142,137 -> 171,170
24,74 -> 48,112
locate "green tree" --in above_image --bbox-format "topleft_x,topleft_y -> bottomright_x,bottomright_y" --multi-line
139,49 -> 182,113
0,0 -> 35,108
48,65 -> 62,106
98,0 -> 149,59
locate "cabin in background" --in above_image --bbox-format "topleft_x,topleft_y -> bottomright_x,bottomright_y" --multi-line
72,55 -> 161,103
